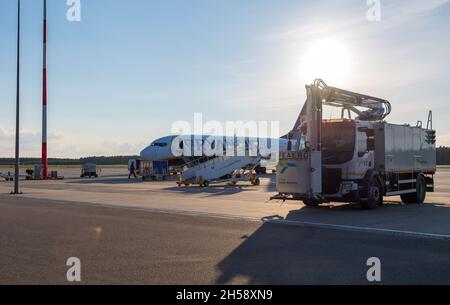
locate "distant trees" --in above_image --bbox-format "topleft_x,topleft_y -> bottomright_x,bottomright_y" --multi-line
0,156 -> 139,166
1,148 -> 449,165
437,147 -> 450,165
79,156 -> 140,165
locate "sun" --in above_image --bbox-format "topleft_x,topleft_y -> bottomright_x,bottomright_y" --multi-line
300,39 -> 353,86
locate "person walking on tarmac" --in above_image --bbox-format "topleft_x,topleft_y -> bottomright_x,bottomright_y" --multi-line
128,162 -> 137,179
287,131 -> 293,151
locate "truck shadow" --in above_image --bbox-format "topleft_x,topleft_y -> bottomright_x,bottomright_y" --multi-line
272,200 -> 450,226
215,201 -> 450,285
215,217 -> 368,285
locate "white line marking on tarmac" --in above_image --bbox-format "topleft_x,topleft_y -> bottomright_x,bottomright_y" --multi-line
262,218 -> 450,240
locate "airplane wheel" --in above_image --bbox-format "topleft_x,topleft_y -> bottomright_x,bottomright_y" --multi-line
203,181 -> 210,187
253,178 -> 260,186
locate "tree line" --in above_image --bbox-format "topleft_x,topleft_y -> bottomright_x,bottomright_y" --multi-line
437,147 -> 450,165
0,156 -> 139,166
1,147 -> 450,165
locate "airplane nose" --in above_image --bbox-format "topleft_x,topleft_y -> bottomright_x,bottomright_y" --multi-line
140,146 -> 157,160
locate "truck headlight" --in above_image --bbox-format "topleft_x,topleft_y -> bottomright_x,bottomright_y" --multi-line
341,182 -> 356,195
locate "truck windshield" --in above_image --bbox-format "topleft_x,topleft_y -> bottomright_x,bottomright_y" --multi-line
322,121 -> 355,165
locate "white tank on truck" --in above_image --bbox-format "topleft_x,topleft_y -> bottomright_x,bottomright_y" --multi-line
272,79 -> 437,209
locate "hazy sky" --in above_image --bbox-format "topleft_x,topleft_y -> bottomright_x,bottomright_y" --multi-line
1,0 -> 449,158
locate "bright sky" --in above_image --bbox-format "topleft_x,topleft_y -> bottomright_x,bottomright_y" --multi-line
1,0 -> 450,158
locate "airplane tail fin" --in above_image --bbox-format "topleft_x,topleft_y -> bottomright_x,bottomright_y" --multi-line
281,100 -> 307,139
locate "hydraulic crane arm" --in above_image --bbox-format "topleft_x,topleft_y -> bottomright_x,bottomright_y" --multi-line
315,79 -> 391,121
292,79 -> 391,135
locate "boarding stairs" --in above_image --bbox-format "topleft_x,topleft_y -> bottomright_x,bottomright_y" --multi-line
179,155 -> 261,186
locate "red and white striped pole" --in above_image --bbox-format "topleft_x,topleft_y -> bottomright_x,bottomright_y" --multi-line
42,0 -> 48,178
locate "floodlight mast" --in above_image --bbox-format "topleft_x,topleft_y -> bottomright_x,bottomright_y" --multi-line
13,0 -> 21,194
42,0 -> 48,178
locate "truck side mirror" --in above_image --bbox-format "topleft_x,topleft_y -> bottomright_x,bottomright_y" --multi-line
358,127 -> 375,137
305,141 -> 311,150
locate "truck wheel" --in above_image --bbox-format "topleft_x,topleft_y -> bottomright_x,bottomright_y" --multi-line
360,178 -> 382,210
401,175 -> 426,204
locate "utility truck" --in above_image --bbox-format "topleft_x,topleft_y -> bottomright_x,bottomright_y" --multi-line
273,79 -> 436,209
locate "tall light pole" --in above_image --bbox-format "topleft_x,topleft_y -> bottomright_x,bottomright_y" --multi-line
13,0 -> 21,194
42,0 -> 48,179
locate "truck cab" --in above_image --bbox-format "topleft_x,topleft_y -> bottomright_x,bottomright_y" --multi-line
321,119 -> 374,201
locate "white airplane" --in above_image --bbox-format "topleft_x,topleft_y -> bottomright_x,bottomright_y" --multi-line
139,108 -> 306,167
140,135 -> 293,167
0,172 -> 14,181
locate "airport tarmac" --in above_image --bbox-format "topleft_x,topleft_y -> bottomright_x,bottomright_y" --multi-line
1,167 -> 450,238
2,196 -> 450,285
1,167 -> 450,284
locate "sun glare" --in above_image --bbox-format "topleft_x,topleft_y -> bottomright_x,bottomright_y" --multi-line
300,39 -> 353,86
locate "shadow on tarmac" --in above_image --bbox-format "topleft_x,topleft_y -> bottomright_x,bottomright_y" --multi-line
67,174 -> 278,194
215,202 -> 450,285
68,175 -> 178,185
162,174 -> 277,196
165,185 -> 257,197
68,177 -> 145,185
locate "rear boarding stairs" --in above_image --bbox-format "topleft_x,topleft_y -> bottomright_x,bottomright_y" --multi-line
177,155 -> 262,187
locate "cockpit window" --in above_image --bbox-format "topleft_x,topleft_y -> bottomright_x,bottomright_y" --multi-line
151,142 -> 168,147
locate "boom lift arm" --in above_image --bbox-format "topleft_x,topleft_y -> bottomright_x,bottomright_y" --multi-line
292,79 -> 391,135
315,79 -> 391,121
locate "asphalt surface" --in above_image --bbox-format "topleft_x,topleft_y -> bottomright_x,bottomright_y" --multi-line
1,196 -> 450,285
2,169 -> 450,238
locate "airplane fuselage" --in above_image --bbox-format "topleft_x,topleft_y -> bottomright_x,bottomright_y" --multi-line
140,135 -> 291,166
